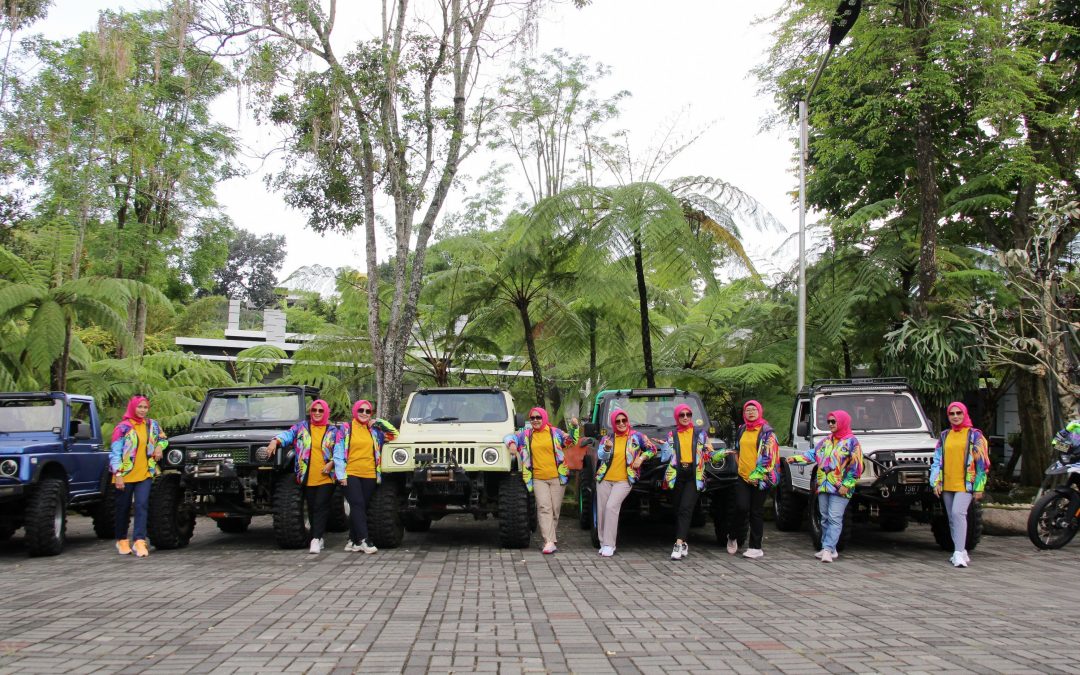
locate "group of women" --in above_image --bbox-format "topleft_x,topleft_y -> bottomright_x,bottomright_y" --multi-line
108,395 -> 989,568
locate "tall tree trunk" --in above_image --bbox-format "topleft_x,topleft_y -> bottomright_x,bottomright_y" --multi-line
50,320 -> 73,391
1016,368 -> 1053,486
588,311 -> 597,395
909,1 -> 939,318
516,300 -> 546,408
633,235 -> 655,387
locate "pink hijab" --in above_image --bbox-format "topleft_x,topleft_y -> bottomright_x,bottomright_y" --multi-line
743,400 -> 767,431
609,408 -> 633,437
308,399 -> 330,427
112,395 -> 149,442
947,401 -> 974,432
673,403 -> 695,432
828,410 -> 854,442
529,407 -> 550,431
353,399 -> 374,427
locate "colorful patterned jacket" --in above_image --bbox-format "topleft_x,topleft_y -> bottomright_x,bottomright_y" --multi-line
109,419 -> 168,479
734,423 -> 781,489
596,431 -> 657,485
658,427 -> 721,491
929,428 -> 991,493
274,421 -> 341,485
790,436 -> 863,497
504,426 -> 572,492
332,419 -> 398,484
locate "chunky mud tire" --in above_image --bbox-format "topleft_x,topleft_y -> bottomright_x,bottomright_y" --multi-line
369,481 -> 404,549
1027,488 -> 1080,550
498,475 -> 531,549
216,517 -> 251,534
710,487 -> 741,547
148,476 -> 195,550
932,500 -> 983,551
327,489 -> 349,533
25,477 -> 67,557
92,480 -> 117,539
272,475 -> 308,549
773,465 -> 808,532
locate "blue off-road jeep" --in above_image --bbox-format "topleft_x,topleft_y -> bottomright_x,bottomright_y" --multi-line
0,392 -> 115,556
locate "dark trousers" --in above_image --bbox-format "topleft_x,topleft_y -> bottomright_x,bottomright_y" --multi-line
345,476 -> 377,544
305,483 -> 335,539
115,478 -> 152,541
732,478 -> 768,549
672,466 -> 699,541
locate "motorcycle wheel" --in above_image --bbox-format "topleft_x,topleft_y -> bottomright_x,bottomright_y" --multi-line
1027,487 -> 1080,550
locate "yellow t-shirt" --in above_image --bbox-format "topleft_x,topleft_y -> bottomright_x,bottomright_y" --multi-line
678,428 -> 695,464
605,436 -> 629,482
530,429 -> 558,481
346,421 -> 376,479
738,427 -> 761,482
307,425 -> 333,487
943,429 -> 967,492
126,422 -> 149,483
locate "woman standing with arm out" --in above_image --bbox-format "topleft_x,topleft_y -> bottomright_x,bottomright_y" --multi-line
727,400 -> 780,560
264,399 -> 340,554
110,396 -> 167,558
333,400 -> 398,554
504,407 -> 573,554
659,404 -> 718,561
929,402 -> 990,568
595,408 -> 656,557
786,409 -> 863,563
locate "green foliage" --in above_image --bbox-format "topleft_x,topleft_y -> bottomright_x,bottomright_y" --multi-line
882,316 -> 984,411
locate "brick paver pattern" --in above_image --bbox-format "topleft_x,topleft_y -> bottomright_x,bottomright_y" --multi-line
0,511 -> 1077,674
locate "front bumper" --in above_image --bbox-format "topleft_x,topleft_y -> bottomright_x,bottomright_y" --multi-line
857,463 -> 931,502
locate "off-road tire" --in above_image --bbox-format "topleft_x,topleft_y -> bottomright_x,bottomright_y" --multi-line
369,481 -> 404,549
710,487 -> 742,547
498,474 -> 531,549
216,517 -> 251,534
92,480 -> 117,539
25,477 -> 67,557
404,513 -> 432,532
808,487 -> 853,552
773,465 -> 807,532
577,458 -> 595,530
878,507 -> 909,532
1027,488 -> 1080,550
148,476 -> 195,549
932,499 -> 983,552
272,475 -> 308,549
327,489 -> 349,533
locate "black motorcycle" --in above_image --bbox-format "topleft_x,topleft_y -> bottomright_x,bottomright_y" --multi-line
1027,423 -> 1080,550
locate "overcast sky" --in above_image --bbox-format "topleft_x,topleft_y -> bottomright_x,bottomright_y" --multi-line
34,0 -> 803,284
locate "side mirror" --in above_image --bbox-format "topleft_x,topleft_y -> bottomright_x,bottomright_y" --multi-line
513,413 -> 525,428
796,420 -> 809,438
583,422 -> 599,438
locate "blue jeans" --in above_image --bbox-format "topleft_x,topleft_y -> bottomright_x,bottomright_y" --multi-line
115,479 -> 152,541
817,493 -> 850,553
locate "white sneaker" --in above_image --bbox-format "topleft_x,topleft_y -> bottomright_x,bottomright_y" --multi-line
344,541 -> 359,552
670,543 -> 684,560
681,542 -> 689,558
726,537 -> 738,555
820,550 -> 834,563
743,548 -> 764,559
951,551 -> 967,568
358,540 -> 378,555
814,549 -> 825,559
600,546 -> 614,558
962,551 -> 970,565
309,538 -> 322,554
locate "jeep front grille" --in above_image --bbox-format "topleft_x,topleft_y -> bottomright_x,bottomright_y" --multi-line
874,454 -> 932,470
415,446 -> 475,465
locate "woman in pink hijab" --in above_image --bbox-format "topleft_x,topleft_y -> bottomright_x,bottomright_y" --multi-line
109,396 -> 167,557
723,400 -> 780,560
787,409 -> 863,563
333,399 -> 398,553
658,404 -> 718,561
504,407 -> 573,553
929,401 -> 990,568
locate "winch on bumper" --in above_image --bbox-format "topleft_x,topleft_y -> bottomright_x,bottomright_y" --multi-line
858,452 -> 931,502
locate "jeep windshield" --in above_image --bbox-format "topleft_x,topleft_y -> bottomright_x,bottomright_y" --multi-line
599,395 -> 707,433
406,391 -> 508,424
814,393 -> 926,433
0,398 -> 63,433
197,391 -> 303,428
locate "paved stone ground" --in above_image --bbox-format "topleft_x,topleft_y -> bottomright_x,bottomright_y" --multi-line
0,507 -> 1077,674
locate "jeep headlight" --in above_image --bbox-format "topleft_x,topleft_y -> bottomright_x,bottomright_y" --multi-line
0,458 -> 17,477
166,449 -> 184,466
481,447 -> 499,465
255,446 -> 272,462
391,448 -> 409,465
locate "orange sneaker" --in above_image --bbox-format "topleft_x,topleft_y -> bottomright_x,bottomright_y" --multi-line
132,539 -> 149,558
116,539 -> 132,555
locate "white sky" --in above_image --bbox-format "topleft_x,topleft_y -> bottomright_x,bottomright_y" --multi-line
33,0 -> 803,283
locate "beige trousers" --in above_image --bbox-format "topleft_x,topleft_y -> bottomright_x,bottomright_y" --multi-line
533,478 -> 565,545
596,479 -> 632,548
